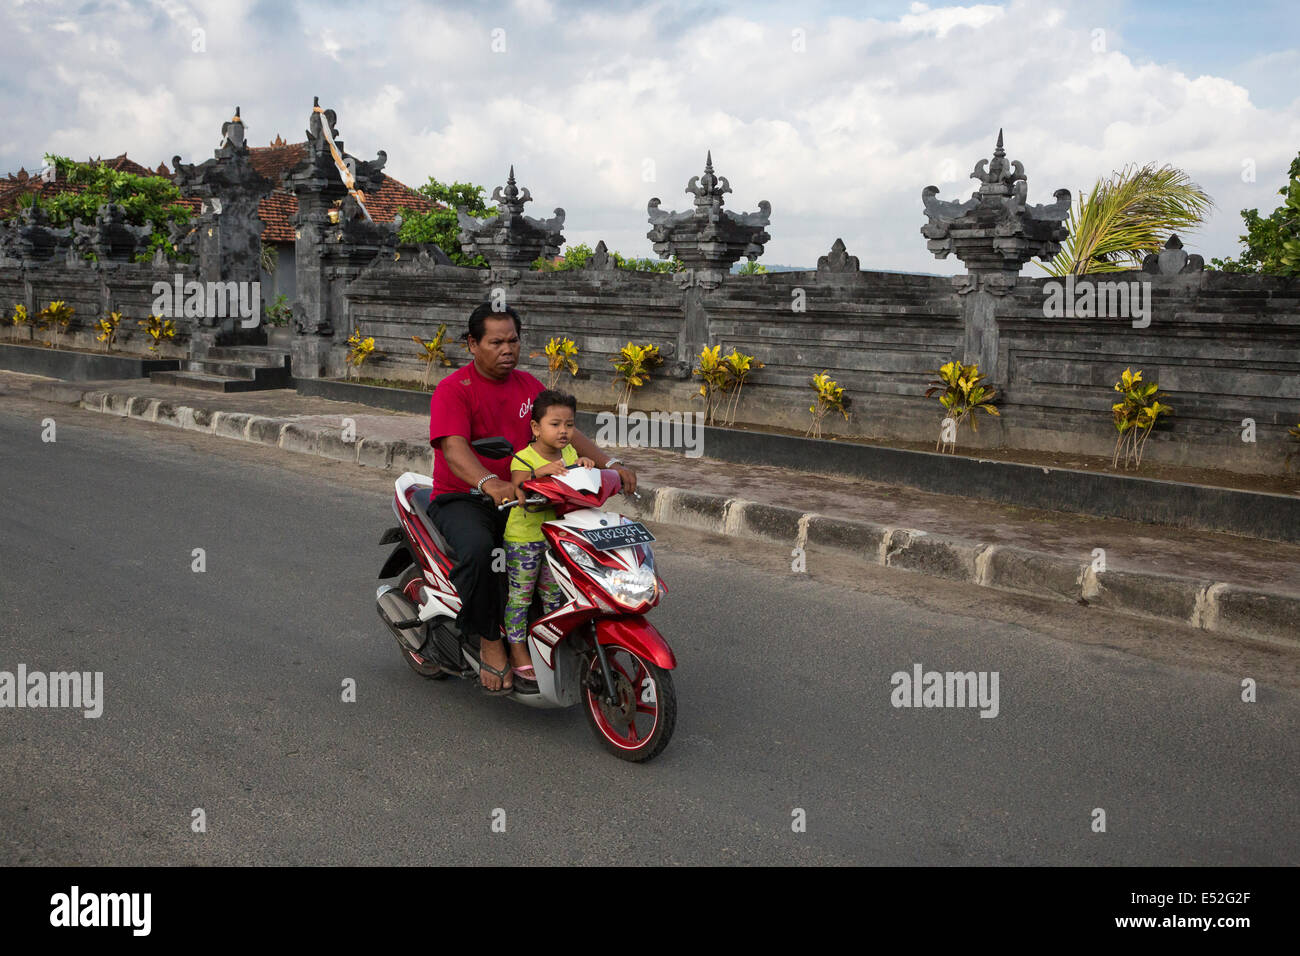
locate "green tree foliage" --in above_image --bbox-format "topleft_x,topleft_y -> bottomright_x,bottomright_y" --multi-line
12,154 -> 192,263
737,259 -> 767,275
1038,163 -> 1213,276
395,177 -> 496,267
532,241 -> 683,273
1209,152 -> 1300,276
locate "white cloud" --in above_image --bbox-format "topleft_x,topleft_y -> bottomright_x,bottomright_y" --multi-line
1,0 -> 1297,273
898,3 -> 1004,38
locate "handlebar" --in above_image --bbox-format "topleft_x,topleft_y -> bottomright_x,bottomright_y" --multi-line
496,493 -> 551,512
469,467 -> 642,509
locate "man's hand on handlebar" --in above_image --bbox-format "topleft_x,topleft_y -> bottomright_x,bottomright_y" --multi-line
477,477 -> 518,508
612,464 -> 637,496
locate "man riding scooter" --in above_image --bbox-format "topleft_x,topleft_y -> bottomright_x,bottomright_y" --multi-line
425,303 -> 638,695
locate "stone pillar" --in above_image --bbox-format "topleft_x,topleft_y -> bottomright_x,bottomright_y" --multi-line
921,130 -> 1070,382
282,97 -> 393,377
172,107 -> 275,351
646,152 -> 772,362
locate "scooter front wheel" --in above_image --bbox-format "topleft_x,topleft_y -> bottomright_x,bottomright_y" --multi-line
583,642 -> 676,762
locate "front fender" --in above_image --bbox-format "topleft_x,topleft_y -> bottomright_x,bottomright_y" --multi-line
596,616 -> 676,670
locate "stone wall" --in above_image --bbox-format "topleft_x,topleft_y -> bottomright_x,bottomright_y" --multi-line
337,256 -> 1300,474
0,260 -> 195,358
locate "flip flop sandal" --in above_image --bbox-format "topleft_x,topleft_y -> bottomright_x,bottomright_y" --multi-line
479,659 -> 514,696
512,665 -> 537,681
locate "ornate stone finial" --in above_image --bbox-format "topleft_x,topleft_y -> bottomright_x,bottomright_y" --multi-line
219,106 -> 247,154
1142,233 -> 1204,275
490,165 -> 534,219
646,152 -> 771,282
685,150 -> 732,217
586,239 -> 616,271
287,98 -> 388,210
457,166 -> 564,270
817,238 -> 860,274
970,128 -> 1026,195
921,130 -> 1070,294
270,134 -> 287,147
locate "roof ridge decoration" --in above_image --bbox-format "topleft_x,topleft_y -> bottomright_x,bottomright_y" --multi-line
456,165 -> 565,272
921,129 -> 1070,295
646,151 -> 771,289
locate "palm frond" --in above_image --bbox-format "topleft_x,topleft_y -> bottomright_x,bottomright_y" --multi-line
1038,163 -> 1214,276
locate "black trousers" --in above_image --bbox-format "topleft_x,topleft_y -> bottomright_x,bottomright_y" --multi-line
427,492 -> 508,643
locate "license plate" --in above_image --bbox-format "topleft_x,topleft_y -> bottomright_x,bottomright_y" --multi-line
579,522 -> 656,551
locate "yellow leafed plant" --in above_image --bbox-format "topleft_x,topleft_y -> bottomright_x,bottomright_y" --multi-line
611,342 -> 662,409
692,345 -> 728,424
1110,367 -> 1172,469
532,336 -> 579,390
412,323 -> 453,388
807,371 -> 849,438
346,328 -> 377,380
137,314 -> 176,353
924,360 -> 999,453
1286,419 -> 1300,476
9,303 -> 29,341
720,349 -> 763,425
96,311 -> 123,352
39,300 -> 75,349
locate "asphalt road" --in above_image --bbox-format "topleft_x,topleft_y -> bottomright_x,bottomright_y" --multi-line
1,396 -> 1298,865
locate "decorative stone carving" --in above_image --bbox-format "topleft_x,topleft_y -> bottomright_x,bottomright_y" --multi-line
69,203 -> 153,262
646,152 -> 771,275
172,106 -> 274,330
921,129 -> 1070,294
1142,234 -> 1204,275
456,166 -> 565,269
283,97 -> 389,210
282,97 -> 392,336
586,239 -> 616,271
817,238 -> 860,273
4,204 -> 72,262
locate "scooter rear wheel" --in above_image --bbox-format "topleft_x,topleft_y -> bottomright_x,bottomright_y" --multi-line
583,642 -> 676,762
397,564 -> 449,680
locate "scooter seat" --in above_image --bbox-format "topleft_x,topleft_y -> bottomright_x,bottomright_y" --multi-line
409,487 -> 458,562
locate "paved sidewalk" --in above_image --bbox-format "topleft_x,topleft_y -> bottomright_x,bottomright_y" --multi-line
3,369 -> 1297,645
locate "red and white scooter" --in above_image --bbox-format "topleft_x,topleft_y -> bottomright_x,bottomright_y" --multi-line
376,437 -> 677,762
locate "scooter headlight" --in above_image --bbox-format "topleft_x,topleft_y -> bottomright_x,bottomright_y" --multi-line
560,540 -> 658,609
605,566 -> 658,605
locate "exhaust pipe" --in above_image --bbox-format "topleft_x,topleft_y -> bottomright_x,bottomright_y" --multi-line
376,585 -> 425,652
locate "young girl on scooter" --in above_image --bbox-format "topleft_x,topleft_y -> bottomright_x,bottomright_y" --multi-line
504,390 -> 596,684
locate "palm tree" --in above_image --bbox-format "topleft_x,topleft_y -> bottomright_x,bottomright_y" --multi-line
1039,163 -> 1213,276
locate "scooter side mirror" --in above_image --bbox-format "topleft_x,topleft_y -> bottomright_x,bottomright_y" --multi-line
471,436 -> 516,460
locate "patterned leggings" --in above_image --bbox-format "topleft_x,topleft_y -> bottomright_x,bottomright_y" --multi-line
504,541 -> 565,645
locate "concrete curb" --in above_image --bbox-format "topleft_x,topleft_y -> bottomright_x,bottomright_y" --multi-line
44,382 -> 1300,648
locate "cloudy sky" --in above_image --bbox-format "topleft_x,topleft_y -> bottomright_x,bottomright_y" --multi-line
3,0 -> 1298,273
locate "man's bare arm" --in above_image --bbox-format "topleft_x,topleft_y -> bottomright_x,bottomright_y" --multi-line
434,435 -> 518,503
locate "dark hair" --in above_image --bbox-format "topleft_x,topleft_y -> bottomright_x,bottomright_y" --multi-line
467,302 -> 522,343
531,389 -> 577,422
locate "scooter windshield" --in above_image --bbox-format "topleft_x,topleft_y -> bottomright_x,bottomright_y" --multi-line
554,466 -> 602,494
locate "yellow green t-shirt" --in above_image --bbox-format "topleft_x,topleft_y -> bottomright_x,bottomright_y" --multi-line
504,443 -> 579,543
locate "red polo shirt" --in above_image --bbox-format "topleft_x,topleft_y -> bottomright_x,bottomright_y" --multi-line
429,362 -> 545,495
